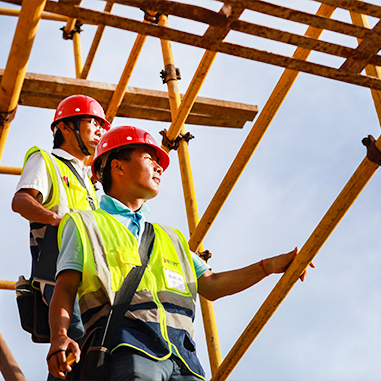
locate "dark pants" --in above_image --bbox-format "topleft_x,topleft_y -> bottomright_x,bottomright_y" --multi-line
108,347 -> 203,381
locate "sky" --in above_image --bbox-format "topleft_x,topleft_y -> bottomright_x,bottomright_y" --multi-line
1,1 -> 381,380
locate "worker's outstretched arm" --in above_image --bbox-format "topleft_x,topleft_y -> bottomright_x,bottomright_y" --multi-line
198,247 -> 313,301
47,270 -> 81,379
12,188 -> 62,226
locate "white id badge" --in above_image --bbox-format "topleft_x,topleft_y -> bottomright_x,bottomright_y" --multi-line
164,269 -> 187,292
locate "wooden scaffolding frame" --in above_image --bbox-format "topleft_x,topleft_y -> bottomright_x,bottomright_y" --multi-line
1,1 -> 381,379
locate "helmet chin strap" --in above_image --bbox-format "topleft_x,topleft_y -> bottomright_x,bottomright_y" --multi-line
64,119 -> 91,156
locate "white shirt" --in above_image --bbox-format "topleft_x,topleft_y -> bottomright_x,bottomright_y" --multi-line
15,148 -> 91,205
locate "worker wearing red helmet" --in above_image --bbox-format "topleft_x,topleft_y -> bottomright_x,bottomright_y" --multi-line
47,125 -> 311,380
12,95 -> 110,380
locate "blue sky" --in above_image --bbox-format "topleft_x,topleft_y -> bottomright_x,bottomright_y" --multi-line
1,1 -> 381,380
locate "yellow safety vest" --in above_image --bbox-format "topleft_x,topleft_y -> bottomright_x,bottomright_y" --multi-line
58,209 -> 204,379
24,146 -> 99,214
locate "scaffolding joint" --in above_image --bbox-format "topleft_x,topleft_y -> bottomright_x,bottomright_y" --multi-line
61,20 -> 83,40
160,129 -> 194,151
0,106 -> 17,127
362,134 -> 381,165
141,9 -> 162,24
196,250 -> 212,263
160,64 -> 181,84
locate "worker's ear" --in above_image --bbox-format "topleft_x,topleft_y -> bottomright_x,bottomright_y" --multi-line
110,159 -> 124,176
57,121 -> 72,136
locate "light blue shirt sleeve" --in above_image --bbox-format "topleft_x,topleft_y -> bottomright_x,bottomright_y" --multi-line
191,252 -> 211,278
56,217 -> 84,277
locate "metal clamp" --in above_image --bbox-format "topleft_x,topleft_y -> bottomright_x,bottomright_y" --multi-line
160,129 -> 194,151
0,106 -> 17,127
196,250 -> 212,263
61,20 -> 83,40
362,134 -> 381,165
160,64 -> 181,84
141,9 -> 161,24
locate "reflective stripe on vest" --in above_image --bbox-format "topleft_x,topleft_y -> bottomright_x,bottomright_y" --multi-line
24,147 -> 99,277
58,209 -> 203,378
24,147 -> 99,215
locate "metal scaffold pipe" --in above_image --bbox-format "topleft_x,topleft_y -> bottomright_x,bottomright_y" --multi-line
0,0 -> 47,162
188,3 -> 337,253
0,332 -> 26,381
158,14 -> 223,374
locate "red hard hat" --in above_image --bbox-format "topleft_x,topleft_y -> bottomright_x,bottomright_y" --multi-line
92,125 -> 170,182
51,95 -> 110,131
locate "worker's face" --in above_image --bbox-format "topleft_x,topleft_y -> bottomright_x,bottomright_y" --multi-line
120,147 -> 163,200
79,117 -> 106,155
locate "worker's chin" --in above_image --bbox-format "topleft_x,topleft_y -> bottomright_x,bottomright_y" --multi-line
144,188 -> 159,200
86,144 -> 96,155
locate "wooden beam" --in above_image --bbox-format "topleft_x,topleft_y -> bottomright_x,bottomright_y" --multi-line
229,19 -> 381,68
43,1 -> 381,91
0,70 -> 257,128
340,20 -> 381,73
316,0 -> 381,18
350,11 -> 381,126
230,0 -> 377,40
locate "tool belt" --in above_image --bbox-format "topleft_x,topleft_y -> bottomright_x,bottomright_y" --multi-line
15,276 -> 50,343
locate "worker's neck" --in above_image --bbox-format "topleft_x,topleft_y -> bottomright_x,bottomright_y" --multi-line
107,190 -> 145,212
58,142 -> 86,162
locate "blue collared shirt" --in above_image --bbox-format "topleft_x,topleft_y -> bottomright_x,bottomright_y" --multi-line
100,195 -> 150,245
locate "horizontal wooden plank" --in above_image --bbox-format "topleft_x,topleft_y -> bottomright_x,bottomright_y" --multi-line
315,0 -> 381,19
0,70 -> 257,128
231,18 -> 381,67
231,0 -> 377,40
340,20 -> 381,73
121,0 -> 380,40
43,1 -> 381,91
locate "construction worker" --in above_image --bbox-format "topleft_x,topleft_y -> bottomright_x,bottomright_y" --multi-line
12,95 -> 110,379
47,125 -> 312,380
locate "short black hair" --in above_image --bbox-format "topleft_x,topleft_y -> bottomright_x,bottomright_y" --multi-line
53,128 -> 64,148
102,147 -> 135,194
52,117 -> 80,148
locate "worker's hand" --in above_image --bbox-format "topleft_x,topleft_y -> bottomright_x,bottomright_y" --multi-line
263,247 -> 315,282
49,212 -> 62,227
47,335 -> 80,379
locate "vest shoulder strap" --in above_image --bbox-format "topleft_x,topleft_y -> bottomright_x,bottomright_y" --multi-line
53,154 -> 97,210
101,222 -> 155,348
77,210 -> 115,304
